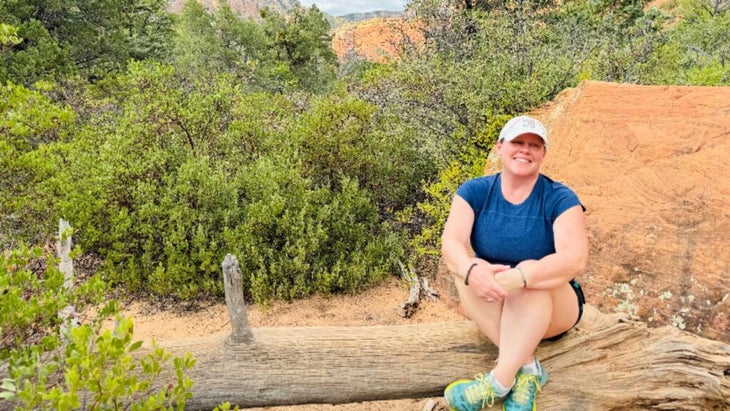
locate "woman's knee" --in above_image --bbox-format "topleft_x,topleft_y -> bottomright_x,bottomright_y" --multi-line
453,277 -> 502,341
504,286 -> 552,306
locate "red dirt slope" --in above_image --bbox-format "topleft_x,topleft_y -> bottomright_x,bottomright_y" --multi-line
537,81 -> 730,342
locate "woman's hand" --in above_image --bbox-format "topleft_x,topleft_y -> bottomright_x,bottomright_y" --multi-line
467,259 -> 510,303
494,259 -> 539,292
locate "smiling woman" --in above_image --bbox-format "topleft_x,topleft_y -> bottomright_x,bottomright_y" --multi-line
298,0 -> 408,16
440,115 -> 589,411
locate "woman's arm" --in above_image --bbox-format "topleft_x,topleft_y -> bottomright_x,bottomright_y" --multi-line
440,195 -> 477,280
495,204 -> 589,291
441,195 -> 509,300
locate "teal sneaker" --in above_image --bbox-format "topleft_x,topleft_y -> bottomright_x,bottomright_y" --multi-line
502,361 -> 548,411
444,372 -> 507,411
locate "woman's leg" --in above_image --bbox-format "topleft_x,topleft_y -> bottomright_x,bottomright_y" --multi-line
545,281 -> 581,339
453,277 -> 504,344
454,279 -> 579,386
445,279 -> 580,411
491,287 -> 552,385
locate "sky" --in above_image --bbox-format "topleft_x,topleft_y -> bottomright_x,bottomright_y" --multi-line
298,0 -> 409,16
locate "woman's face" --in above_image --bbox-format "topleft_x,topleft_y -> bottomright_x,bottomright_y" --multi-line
496,133 -> 546,176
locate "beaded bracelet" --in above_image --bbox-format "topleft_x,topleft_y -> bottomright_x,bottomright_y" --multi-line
516,267 -> 527,288
464,262 -> 478,286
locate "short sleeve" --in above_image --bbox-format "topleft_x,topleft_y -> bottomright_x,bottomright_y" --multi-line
455,176 -> 495,213
547,182 -> 584,221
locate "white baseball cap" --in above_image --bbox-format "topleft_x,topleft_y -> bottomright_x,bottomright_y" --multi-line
498,115 -> 548,146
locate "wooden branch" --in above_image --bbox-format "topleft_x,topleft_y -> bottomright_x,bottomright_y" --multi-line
222,254 -> 253,343
57,219 -> 73,290
398,262 -> 439,318
151,305 -> 730,410
57,219 -> 78,335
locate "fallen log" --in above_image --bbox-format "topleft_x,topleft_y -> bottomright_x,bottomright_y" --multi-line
149,255 -> 730,410
156,305 -> 730,410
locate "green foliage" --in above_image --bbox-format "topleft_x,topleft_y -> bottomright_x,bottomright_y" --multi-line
213,4 -> 287,90
171,0 -> 230,80
0,244 -> 100,356
0,82 -> 77,245
121,157 -> 237,298
1,63 -> 415,304
0,23 -> 22,46
0,17 -> 75,85
0,0 -> 174,85
212,402 -> 240,411
0,244 -> 195,410
350,3 -> 595,166
0,81 -> 75,153
261,5 -> 338,93
579,2 -> 670,82
42,63 -> 248,298
295,92 -> 435,212
9,318 -> 195,411
227,160 -> 401,303
641,1 -> 730,84
170,2 -> 337,93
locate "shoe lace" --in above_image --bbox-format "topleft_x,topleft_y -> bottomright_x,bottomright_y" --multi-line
511,373 -> 541,405
464,373 -> 497,408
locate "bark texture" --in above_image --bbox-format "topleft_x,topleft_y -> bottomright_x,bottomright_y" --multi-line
153,305 -> 730,410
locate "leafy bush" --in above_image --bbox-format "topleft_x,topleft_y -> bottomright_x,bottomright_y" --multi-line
226,158 -> 402,303
0,82 -> 77,246
295,92 -> 436,213
0,64 -> 416,304
0,0 -> 173,85
640,2 -> 730,84
171,2 -> 337,94
0,244 -> 195,410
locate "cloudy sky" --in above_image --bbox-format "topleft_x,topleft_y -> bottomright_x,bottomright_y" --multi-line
298,0 -> 409,16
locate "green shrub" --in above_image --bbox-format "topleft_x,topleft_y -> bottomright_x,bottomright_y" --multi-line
1,65 -> 412,303
226,157 -> 403,304
0,244 -> 195,410
642,4 -> 730,85
122,157 -> 237,299
0,82 -> 77,246
0,0 -> 173,86
295,92 -> 437,213
409,114 -> 506,262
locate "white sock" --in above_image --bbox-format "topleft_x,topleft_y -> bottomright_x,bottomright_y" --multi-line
520,358 -> 540,375
490,373 -> 514,397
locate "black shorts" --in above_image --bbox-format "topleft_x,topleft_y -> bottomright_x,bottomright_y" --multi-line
542,279 -> 585,342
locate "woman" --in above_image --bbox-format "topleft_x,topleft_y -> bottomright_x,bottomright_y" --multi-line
441,115 -> 588,411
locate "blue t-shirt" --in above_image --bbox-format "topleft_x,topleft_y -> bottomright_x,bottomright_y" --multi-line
456,173 -> 583,267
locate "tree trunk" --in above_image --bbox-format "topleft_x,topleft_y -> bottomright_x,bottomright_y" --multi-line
154,304 -> 730,410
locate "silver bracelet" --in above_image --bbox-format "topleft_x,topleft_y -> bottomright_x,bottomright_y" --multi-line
516,267 -> 527,288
